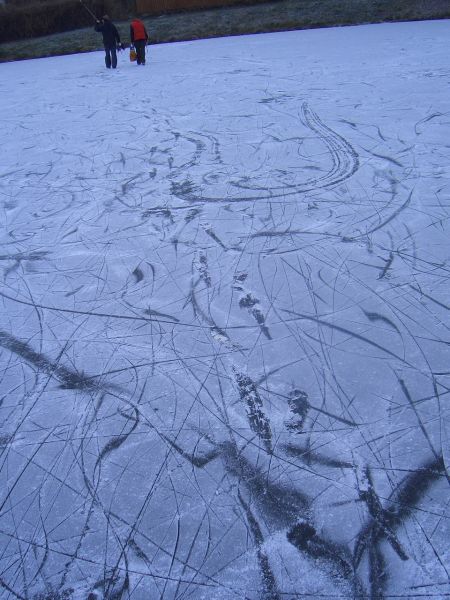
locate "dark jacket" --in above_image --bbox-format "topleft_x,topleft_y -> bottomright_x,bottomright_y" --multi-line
95,20 -> 121,47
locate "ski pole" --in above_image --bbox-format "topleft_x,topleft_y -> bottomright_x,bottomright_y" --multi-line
79,0 -> 98,21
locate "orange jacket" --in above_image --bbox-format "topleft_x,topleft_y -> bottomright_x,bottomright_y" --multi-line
130,19 -> 148,43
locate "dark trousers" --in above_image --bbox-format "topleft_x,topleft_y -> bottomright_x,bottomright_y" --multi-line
104,45 -> 117,68
134,40 -> 146,65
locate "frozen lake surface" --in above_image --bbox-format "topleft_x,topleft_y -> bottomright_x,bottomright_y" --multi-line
0,19 -> 449,599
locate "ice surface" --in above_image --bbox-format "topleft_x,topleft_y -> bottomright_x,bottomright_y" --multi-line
0,20 -> 449,599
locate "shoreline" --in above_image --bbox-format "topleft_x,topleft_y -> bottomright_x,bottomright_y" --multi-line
1,0 -> 449,63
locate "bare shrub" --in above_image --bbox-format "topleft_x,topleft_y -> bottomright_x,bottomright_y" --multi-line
0,0 -> 129,43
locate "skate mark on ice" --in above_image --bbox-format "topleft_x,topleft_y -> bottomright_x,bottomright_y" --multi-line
354,463 -> 409,565
353,455 -> 447,598
237,290 -> 271,340
0,330 -> 106,392
283,444 -> 354,469
193,251 -> 211,288
170,102 -> 359,202
362,309 -> 401,335
0,290 -> 180,327
283,388 -> 309,433
201,222 -> 228,250
188,284 -> 239,350
222,441 -> 309,529
132,266 -> 144,283
237,490 -> 281,600
287,520 -> 366,598
233,368 -> 272,454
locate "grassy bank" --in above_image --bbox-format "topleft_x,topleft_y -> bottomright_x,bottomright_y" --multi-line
1,0 -> 449,62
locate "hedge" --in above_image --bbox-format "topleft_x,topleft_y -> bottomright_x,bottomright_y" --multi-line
0,0 -> 127,43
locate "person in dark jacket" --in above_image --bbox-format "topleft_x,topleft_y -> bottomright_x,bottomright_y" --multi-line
130,18 -> 149,66
95,15 -> 121,69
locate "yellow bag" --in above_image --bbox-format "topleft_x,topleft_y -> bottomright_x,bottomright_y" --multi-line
130,47 -> 137,62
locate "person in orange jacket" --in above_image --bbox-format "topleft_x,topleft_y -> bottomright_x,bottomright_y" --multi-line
130,18 -> 149,65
